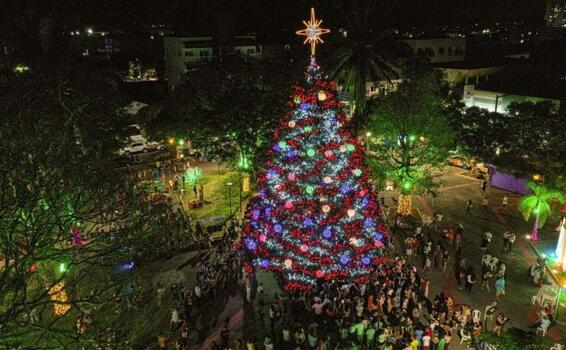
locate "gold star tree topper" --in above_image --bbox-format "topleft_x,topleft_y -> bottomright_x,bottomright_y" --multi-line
296,8 -> 330,56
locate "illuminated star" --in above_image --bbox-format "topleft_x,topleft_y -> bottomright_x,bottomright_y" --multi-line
296,8 -> 330,56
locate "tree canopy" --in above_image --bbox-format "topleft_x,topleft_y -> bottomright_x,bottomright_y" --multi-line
148,57 -> 299,170
366,68 -> 454,195
452,101 -> 565,186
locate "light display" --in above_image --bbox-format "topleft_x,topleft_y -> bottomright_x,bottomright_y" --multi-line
49,282 -> 71,315
397,193 -> 412,216
239,15 -> 388,290
295,8 -> 330,56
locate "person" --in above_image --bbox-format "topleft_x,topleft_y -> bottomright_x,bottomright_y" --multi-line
264,336 -> 274,350
199,183 -> 205,201
502,195 -> 508,211
480,178 -> 487,192
492,313 -> 509,336
465,199 -> 473,213
495,276 -> 505,300
170,308 -> 180,330
503,231 -> 515,252
481,270 -> 493,291
465,269 -> 477,293
193,185 -> 198,199
422,331 -> 431,350
482,196 -> 489,212
221,321 -> 231,349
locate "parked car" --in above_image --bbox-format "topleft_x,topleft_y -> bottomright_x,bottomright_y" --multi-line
119,141 -> 163,156
447,155 -> 471,169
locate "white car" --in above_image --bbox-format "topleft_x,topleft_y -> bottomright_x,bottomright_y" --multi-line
119,141 -> 163,156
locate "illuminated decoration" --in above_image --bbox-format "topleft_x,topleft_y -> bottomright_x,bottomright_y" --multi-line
168,137 -> 175,145
59,263 -> 68,273
71,226 -> 84,247
13,64 -> 30,74
557,218 -> 566,272
243,173 -> 251,192
288,121 -> 296,128
185,168 -> 203,186
239,46 -> 389,291
397,194 -> 412,216
532,174 -> 542,181
28,264 -> 38,272
49,282 -> 71,315
317,91 -> 328,101
296,8 -> 330,56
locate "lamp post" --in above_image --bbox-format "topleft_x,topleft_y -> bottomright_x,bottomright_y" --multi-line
365,131 -> 372,152
237,152 -> 250,211
226,182 -> 233,216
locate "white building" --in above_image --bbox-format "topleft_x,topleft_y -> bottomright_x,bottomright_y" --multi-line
163,35 -> 262,91
462,85 -> 562,112
163,36 -> 215,91
404,37 -> 466,64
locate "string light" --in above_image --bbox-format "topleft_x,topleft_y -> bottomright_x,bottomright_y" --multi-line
49,282 -> 71,315
239,10 -> 389,291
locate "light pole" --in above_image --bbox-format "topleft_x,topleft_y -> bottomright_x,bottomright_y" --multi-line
226,182 -> 233,216
237,152 -> 250,211
365,131 -> 372,152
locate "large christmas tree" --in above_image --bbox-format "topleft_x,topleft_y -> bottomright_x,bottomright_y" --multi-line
240,9 -> 389,291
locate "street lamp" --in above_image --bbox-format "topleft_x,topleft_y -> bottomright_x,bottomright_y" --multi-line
237,152 -> 250,211
365,131 -> 372,151
226,182 -> 233,216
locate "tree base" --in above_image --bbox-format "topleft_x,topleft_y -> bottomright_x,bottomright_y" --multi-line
397,194 -> 412,216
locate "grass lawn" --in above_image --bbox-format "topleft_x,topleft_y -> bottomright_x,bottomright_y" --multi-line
182,169 -> 254,222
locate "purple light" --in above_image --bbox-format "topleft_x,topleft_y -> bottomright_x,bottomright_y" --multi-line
261,259 -> 270,268
287,149 -> 298,158
364,218 -> 374,228
274,224 -> 282,233
339,254 -> 350,265
375,232 -> 383,241
361,256 -> 371,266
272,144 -> 281,152
300,102 -> 310,111
265,208 -> 272,217
304,217 -> 313,226
267,169 -> 277,177
252,209 -> 260,220
340,183 -> 351,194
361,198 -> 369,207
322,227 -> 332,239
246,239 -> 257,250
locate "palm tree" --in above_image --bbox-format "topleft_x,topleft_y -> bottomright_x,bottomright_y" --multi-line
327,0 -> 411,132
517,181 -> 564,241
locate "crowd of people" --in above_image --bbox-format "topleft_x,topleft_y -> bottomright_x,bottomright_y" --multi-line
158,218 -> 244,350
227,214 -> 519,350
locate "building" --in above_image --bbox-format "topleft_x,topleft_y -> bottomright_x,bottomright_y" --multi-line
404,36 -> 466,63
463,85 -> 562,112
545,0 -> 566,27
437,62 -> 505,98
163,36 -> 215,90
163,34 -> 262,91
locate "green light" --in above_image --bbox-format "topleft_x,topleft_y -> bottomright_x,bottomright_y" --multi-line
178,139 -> 185,146
238,154 -> 250,170
303,126 -> 313,133
186,168 -> 203,185
293,97 -> 301,104
347,144 -> 355,152
13,64 -> 30,74
278,141 -> 287,149
306,185 -> 315,194
409,135 -> 417,142
59,263 -> 67,273
402,181 -> 412,191
307,149 -> 316,157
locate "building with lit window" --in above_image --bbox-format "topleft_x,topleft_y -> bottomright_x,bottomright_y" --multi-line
404,36 -> 466,63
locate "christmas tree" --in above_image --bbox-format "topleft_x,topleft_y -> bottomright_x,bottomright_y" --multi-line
240,8 -> 389,291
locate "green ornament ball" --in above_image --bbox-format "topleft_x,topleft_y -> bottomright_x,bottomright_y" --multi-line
307,149 -> 316,157
279,141 -> 287,149
306,185 -> 315,194
347,144 -> 355,152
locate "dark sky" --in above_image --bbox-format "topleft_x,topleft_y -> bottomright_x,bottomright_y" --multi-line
3,0 -> 547,33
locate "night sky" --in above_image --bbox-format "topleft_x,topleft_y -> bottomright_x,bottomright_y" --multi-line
2,0 -> 547,33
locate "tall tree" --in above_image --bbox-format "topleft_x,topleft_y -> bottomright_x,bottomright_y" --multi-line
0,64 -> 165,348
326,0 -> 411,131
148,57 -> 298,170
517,181 -> 564,241
366,68 -> 454,215
452,101 -> 565,187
